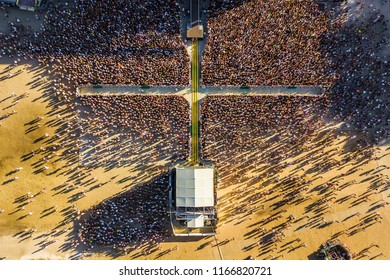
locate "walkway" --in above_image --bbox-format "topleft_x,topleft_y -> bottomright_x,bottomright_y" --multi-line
190,39 -> 200,164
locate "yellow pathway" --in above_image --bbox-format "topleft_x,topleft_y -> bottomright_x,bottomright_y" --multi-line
191,39 -> 199,164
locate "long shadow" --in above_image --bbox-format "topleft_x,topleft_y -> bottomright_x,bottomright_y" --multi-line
61,172 -> 171,259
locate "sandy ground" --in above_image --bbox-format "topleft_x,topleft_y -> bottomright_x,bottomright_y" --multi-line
0,58 -> 389,260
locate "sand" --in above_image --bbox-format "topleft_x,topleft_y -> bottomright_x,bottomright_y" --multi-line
0,58 -> 389,260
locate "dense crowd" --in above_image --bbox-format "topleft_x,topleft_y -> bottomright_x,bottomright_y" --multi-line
202,0 -> 334,86
202,0 -> 389,134
0,0 -> 387,133
0,0 -> 189,86
201,95 -> 327,168
78,95 -> 190,166
78,174 -> 170,250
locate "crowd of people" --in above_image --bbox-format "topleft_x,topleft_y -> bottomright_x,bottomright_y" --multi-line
78,174 -> 170,250
323,1 -> 389,134
202,0 -> 389,135
0,0 -> 388,255
0,0 -> 189,86
77,95 -> 190,167
200,95 -> 327,170
200,94 -> 388,260
0,0 -> 387,134
202,0 -> 335,86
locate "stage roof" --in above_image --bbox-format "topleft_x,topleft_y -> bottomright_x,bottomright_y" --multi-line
176,167 -> 214,208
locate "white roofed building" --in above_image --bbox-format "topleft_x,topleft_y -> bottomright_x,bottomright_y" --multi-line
169,161 -> 217,236
176,167 -> 214,208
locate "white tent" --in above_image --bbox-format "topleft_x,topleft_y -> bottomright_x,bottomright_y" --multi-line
176,167 -> 214,208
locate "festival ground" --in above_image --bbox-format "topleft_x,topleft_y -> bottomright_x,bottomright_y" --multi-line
0,60 -> 389,260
